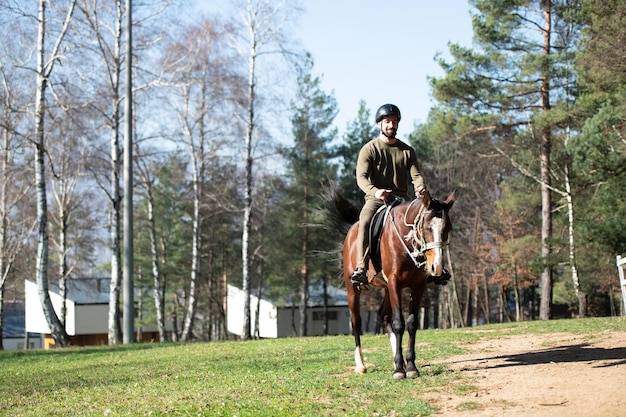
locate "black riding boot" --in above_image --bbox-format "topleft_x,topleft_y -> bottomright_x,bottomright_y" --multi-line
350,267 -> 368,287
428,269 -> 452,286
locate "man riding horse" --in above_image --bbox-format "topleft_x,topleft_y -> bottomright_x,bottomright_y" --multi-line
350,103 -> 451,288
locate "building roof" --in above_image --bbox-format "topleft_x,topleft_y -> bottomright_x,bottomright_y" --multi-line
27,278 -> 111,304
285,284 -> 348,307
29,278 -> 348,307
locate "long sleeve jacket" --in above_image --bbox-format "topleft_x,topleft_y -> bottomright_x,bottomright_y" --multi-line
356,136 -> 425,200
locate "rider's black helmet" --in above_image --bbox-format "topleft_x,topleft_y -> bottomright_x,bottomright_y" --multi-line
375,104 -> 401,123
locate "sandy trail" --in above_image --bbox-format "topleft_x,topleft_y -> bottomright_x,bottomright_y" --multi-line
424,331 -> 626,416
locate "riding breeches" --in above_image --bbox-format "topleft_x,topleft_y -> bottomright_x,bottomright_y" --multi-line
355,198 -> 386,268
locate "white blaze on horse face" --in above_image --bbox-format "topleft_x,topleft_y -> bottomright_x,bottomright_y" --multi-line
430,217 -> 444,276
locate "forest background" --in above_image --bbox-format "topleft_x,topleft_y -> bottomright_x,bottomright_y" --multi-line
1,0 -> 625,348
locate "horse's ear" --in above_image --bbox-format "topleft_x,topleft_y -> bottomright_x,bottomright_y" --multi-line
445,190 -> 457,207
422,190 -> 432,208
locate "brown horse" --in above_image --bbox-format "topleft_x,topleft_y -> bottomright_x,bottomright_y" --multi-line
340,191 -> 456,379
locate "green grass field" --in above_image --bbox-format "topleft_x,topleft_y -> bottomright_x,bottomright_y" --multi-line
1,317 -> 624,417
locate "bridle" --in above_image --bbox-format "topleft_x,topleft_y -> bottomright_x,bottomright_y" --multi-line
389,199 -> 450,268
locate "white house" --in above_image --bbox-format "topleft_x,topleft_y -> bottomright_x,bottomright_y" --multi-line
25,278 -> 168,349
25,278 -> 376,347
226,284 -> 353,338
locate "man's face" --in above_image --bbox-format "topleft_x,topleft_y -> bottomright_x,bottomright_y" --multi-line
378,116 -> 399,139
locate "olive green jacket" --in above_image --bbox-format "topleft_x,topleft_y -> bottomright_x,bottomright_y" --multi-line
356,136 -> 425,200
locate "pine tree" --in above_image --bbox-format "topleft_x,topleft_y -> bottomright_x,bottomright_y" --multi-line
336,100 -> 378,202
430,0 -> 580,320
574,0 -> 626,257
544,0 -> 626,316
281,55 -> 337,336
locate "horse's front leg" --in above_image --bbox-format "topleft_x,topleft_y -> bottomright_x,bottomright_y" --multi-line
404,286 -> 425,378
388,284 -> 406,380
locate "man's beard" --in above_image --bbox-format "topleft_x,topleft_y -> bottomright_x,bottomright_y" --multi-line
382,129 -> 397,139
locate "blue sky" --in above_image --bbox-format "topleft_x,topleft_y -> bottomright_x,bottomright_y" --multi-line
297,1 -> 474,138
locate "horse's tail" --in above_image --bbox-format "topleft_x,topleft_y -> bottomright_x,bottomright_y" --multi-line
318,181 -> 362,235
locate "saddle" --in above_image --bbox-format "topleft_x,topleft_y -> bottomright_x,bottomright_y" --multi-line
368,198 -> 404,273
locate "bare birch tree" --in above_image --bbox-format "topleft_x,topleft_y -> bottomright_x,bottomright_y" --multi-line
226,0 -> 300,340
135,149 -> 167,342
74,0 -> 127,344
76,0 -> 176,343
158,18 -> 240,341
32,0 -> 77,347
48,111 -> 98,329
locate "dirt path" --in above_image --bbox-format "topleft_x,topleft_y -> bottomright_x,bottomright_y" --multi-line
425,330 -> 626,416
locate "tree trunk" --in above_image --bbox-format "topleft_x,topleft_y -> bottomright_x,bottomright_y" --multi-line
108,121 -> 123,344
513,267 -> 522,322
299,168 -> 309,337
58,201 -> 68,330
181,181 -> 200,341
222,265 -> 228,340
147,185 -> 166,341
498,286 -> 512,323
565,157 -> 586,317
107,1 -> 124,345
471,280 -> 479,326
299,265 -> 309,337
439,286 -> 447,329
0,290 -> 4,350
482,274 -> 490,324
254,278 -> 262,339
34,0 -> 75,348
539,1 -> 553,321
241,39 -> 256,341
445,248 -> 463,328
136,286 -> 142,342
253,212 -> 267,339
431,287 -> 439,329
206,245 -> 215,342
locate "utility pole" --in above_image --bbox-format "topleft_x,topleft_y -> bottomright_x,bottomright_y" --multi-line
123,0 -> 134,344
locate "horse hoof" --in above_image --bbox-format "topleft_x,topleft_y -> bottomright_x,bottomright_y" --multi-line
393,371 -> 406,380
355,366 -> 367,375
406,370 -> 419,379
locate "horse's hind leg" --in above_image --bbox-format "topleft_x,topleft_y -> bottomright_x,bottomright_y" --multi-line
348,286 -> 367,374
343,228 -> 367,375
378,290 -> 395,354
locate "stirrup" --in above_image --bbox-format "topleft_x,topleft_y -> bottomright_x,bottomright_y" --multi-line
350,267 -> 369,289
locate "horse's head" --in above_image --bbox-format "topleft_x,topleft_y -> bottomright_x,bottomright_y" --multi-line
414,191 -> 456,277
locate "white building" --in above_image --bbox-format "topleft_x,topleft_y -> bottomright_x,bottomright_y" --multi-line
24,279 -> 371,347
226,284 -> 353,338
25,278 -> 168,349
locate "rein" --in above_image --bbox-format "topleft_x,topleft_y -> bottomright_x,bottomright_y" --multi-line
387,199 -> 449,268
